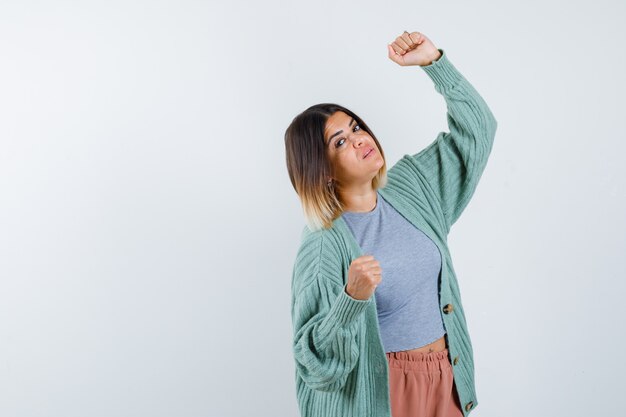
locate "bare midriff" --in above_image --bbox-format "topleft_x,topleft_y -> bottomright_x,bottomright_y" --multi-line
398,334 -> 447,354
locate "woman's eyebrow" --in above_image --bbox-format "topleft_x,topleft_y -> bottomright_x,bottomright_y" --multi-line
327,118 -> 355,146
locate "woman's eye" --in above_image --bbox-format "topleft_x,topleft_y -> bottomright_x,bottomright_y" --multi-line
335,125 -> 361,148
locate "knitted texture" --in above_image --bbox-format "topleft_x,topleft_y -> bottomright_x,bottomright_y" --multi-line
290,48 -> 497,417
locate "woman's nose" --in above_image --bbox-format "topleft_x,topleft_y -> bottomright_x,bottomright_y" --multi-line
350,135 -> 364,147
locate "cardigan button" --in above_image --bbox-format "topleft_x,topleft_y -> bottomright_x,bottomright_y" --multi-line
443,303 -> 454,314
465,401 -> 474,411
453,356 -> 459,365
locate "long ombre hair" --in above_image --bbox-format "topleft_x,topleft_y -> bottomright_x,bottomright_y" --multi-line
285,103 -> 388,231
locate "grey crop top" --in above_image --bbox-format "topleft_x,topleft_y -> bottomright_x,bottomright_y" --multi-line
340,190 -> 446,353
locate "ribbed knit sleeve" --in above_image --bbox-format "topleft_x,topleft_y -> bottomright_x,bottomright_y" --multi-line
407,48 -> 498,231
291,231 -> 372,393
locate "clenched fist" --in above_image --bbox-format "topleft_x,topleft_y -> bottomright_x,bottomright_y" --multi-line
345,255 -> 382,301
387,30 -> 441,67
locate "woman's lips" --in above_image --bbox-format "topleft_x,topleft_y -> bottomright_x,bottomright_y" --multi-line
363,147 -> 374,159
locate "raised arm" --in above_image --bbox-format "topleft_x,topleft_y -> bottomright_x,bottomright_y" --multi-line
408,48 -> 498,231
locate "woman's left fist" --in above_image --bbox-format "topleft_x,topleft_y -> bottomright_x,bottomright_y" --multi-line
387,31 -> 441,67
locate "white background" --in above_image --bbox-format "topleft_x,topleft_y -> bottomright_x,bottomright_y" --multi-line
1,1 -> 625,416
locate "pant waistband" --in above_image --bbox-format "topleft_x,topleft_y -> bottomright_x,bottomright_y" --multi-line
386,348 -> 449,362
386,348 -> 451,373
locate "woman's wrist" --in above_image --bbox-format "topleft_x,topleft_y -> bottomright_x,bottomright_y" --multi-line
419,49 -> 443,67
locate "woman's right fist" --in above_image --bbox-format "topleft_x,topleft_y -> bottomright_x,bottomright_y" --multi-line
345,255 -> 382,300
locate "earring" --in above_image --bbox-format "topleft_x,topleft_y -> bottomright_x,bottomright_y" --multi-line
327,178 -> 333,186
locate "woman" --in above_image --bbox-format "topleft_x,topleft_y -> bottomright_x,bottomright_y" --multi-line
284,30 -> 497,417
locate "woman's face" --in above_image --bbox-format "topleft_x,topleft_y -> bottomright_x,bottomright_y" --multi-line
323,111 -> 384,187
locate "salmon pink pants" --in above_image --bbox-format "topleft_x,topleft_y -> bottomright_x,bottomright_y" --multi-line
386,348 -> 464,417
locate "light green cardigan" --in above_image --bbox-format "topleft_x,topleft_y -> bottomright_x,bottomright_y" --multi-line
290,48 -> 498,417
